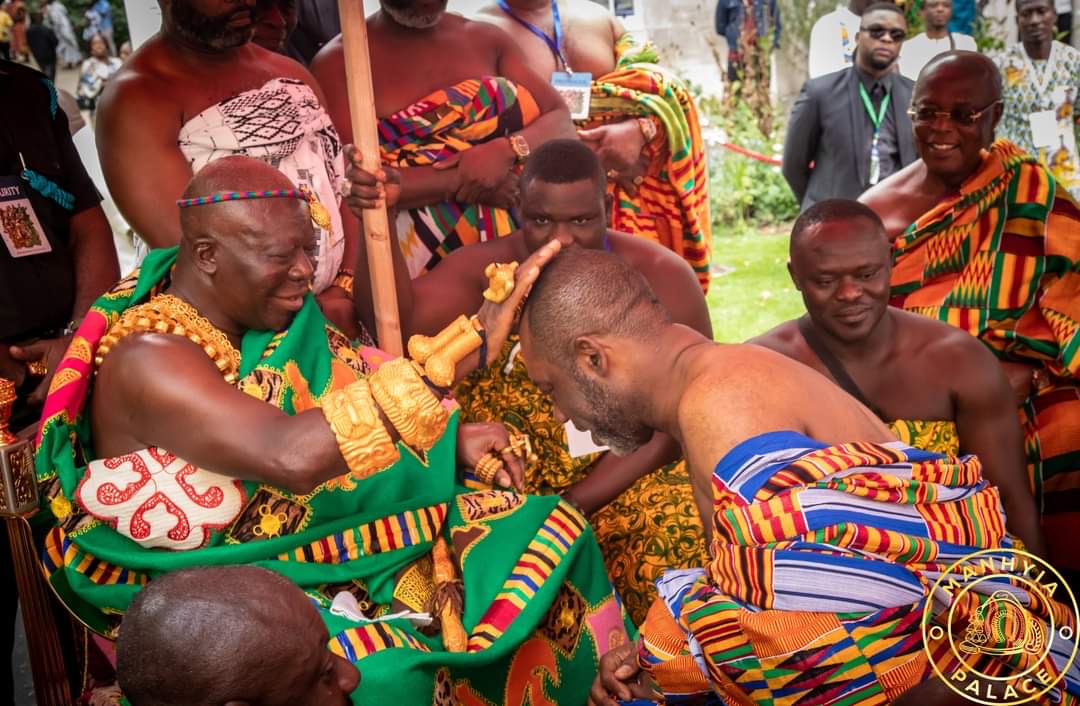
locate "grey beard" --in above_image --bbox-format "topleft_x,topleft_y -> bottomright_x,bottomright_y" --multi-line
381,3 -> 442,29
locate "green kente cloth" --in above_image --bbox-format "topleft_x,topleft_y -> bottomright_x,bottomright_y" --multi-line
34,247 -> 630,704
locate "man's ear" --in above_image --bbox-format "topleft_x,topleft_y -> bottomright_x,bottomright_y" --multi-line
787,259 -> 802,293
193,237 -> 219,276
573,335 -> 611,379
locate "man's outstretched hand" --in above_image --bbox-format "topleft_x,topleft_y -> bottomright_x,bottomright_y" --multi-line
457,422 -> 524,491
476,239 -> 562,360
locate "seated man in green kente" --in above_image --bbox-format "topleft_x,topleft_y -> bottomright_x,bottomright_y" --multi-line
33,156 -> 629,704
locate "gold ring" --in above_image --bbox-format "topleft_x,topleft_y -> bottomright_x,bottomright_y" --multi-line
27,360 -> 47,377
482,262 -> 519,304
606,169 -> 618,179
474,452 -> 503,484
633,175 -> 644,186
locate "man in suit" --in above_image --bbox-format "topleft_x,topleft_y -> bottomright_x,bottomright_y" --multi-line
782,2 -> 916,210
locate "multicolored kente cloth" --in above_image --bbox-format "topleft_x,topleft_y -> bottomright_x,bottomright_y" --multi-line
994,41 -> 1080,200
455,337 -> 707,625
888,419 -> 959,456
636,431 -> 1080,704
890,139 -> 1080,572
379,77 -> 539,277
582,36 -> 712,292
34,249 -> 630,704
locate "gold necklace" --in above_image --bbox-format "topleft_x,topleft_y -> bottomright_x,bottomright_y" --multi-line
95,294 -> 242,384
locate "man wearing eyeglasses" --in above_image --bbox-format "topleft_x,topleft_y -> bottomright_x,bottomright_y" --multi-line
994,0 -> 1080,201
783,2 -> 916,211
861,50 -> 1080,591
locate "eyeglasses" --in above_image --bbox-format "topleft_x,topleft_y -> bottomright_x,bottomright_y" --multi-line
861,25 -> 907,42
907,100 -> 1001,126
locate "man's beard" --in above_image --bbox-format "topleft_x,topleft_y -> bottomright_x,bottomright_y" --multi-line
379,0 -> 446,29
169,0 -> 253,50
570,366 -> 652,457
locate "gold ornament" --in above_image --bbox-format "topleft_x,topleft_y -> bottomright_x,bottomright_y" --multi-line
407,315 -> 473,364
95,294 -> 242,384
482,262 -> 518,304
319,380 -> 400,480
300,186 -> 332,231
431,538 -> 467,652
506,431 -> 536,466
27,360 -> 47,377
368,359 -> 448,451
473,452 -> 504,485
423,319 -> 483,388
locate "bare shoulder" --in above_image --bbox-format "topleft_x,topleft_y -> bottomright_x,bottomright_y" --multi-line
897,310 -> 999,376
310,36 -> 344,93
746,319 -> 800,353
612,231 -> 696,288
98,332 -> 224,397
472,3 -> 504,21
859,160 -> 925,210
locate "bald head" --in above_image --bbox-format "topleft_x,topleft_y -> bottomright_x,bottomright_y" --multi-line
917,50 -> 1002,101
524,249 -> 670,367
118,566 -> 320,706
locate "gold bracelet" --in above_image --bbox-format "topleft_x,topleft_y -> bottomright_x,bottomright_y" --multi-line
320,380 -> 400,480
369,358 -> 448,450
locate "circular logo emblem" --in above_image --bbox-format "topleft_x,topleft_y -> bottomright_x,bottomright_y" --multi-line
922,548 -> 1078,705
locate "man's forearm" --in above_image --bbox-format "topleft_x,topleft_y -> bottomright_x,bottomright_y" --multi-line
514,108 -> 575,149
397,165 -> 462,210
564,433 -> 682,514
69,205 -> 120,320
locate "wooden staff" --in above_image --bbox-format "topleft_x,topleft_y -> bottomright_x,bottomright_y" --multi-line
336,0 -> 403,356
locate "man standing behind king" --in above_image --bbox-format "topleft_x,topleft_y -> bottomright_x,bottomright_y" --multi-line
473,0 -> 712,291
312,0 -> 574,278
95,0 -> 365,338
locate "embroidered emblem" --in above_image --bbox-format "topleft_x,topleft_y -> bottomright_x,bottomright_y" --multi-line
227,487 -> 309,543
239,368 -> 286,407
451,524 -> 490,565
538,583 -> 587,657
102,270 -> 140,299
326,326 -> 370,375
76,447 -> 246,550
456,490 -> 524,524
432,667 -> 453,706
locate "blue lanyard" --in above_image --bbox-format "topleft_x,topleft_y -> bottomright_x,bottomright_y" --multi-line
496,0 -> 570,71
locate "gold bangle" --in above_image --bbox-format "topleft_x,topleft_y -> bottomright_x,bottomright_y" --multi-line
483,262 -> 518,304
369,358 -> 448,450
424,318 -> 483,388
407,315 -> 473,364
320,379 -> 400,480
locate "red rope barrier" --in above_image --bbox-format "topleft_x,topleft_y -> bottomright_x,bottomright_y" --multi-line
718,141 -> 782,166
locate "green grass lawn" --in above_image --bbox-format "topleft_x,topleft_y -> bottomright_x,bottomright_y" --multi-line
707,224 -> 805,343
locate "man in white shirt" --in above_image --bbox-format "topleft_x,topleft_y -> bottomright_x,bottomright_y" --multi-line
808,0 -> 871,78
899,0 -> 977,80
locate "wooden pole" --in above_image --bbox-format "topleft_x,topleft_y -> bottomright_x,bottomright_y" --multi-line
336,0 -> 403,356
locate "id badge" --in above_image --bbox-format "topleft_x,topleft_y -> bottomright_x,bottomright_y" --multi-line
1029,109 -> 1059,148
0,175 -> 51,258
564,420 -> 608,458
551,72 -> 593,120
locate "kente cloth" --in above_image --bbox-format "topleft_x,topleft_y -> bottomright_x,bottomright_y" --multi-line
890,140 -> 1080,571
33,248 -> 630,705
176,77 -> 346,293
636,431 -> 1080,705
455,337 -> 708,625
379,77 -> 539,277
888,419 -> 960,456
994,42 -> 1080,200
581,35 -> 712,293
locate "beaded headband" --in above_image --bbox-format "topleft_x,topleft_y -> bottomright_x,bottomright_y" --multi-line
176,186 -> 332,230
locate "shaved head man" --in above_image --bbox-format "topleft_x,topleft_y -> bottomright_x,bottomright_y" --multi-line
863,50 -> 1080,585
117,566 -> 359,706
517,249 -> 1076,706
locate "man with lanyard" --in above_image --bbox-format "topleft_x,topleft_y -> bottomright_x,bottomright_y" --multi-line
807,0 -> 871,78
474,0 -> 713,291
783,2 -> 917,210
899,0 -> 976,80
994,0 -> 1080,200
0,59 -> 118,705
